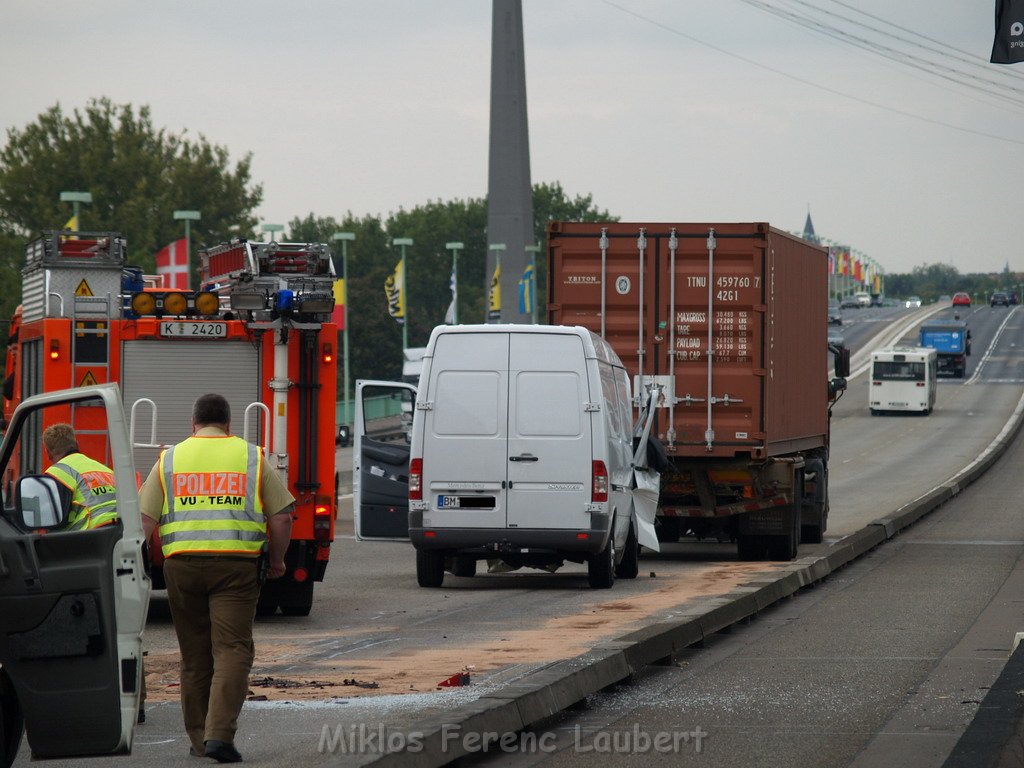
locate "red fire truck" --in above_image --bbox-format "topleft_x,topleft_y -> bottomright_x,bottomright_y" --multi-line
2,231 -> 338,615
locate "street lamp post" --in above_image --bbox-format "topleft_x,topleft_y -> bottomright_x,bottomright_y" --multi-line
393,238 -> 413,350
445,241 -> 463,325
173,209 -> 201,288
59,191 -> 92,230
332,231 -> 356,426
525,244 -> 540,324
488,243 -> 506,323
261,223 -> 284,243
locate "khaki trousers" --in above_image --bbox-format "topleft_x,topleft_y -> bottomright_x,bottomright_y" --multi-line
164,556 -> 260,752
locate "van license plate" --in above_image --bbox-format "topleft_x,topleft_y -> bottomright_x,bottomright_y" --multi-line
438,495 -> 460,509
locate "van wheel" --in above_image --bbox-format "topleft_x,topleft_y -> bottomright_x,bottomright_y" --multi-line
451,557 -> 477,578
588,535 -> 616,589
416,550 -> 445,588
279,581 -> 314,617
615,523 -> 640,579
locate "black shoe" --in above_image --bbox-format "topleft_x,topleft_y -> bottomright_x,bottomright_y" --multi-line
204,740 -> 243,763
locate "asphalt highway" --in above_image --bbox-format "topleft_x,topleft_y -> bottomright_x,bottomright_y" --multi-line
15,302 -> 1024,767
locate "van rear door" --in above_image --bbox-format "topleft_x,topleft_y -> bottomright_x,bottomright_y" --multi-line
421,332 -> 508,529
506,333 -> 592,530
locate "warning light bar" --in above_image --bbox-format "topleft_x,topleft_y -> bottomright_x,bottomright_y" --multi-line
129,290 -> 220,318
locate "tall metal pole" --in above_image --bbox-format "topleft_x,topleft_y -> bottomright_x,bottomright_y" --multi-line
525,243 -> 540,323
446,241 -> 464,325
333,231 -> 356,425
394,238 -> 413,349
173,210 -> 201,289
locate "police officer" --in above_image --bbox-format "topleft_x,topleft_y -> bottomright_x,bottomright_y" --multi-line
42,423 -> 118,530
140,393 -> 293,763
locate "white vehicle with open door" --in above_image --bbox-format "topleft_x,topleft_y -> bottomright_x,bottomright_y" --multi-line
0,384 -> 150,767
355,325 -> 657,589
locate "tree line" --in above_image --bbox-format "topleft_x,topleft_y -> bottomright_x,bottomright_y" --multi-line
0,99 -> 612,384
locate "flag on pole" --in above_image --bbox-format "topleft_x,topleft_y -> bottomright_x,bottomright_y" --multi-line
488,261 -> 501,321
64,215 -> 78,232
991,0 -> 1024,64
331,278 -> 345,330
444,265 -> 457,324
154,238 -> 190,289
518,262 -> 534,315
384,260 -> 405,324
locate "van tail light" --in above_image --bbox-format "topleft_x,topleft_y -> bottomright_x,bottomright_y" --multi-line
592,460 -> 608,503
409,458 -> 423,501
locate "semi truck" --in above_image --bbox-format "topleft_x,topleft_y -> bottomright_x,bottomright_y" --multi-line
918,318 -> 970,377
547,222 -> 848,561
1,231 -> 339,615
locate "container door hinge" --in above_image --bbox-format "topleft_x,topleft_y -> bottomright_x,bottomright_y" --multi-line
584,402 -> 601,412
416,401 -> 433,410
710,394 -> 744,406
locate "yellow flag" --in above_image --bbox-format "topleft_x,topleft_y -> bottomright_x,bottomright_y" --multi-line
64,214 -> 78,231
488,260 -> 501,321
384,260 -> 405,323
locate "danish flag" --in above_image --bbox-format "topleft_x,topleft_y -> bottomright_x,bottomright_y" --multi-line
154,238 -> 190,289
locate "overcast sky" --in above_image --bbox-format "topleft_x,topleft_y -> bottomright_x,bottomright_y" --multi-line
2,1 -> 1020,275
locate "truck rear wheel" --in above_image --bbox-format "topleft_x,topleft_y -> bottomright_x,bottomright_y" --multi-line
588,534 -> 616,589
416,550 -> 445,588
737,534 -> 766,561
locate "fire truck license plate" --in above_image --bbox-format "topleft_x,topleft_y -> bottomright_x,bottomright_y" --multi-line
159,321 -> 228,338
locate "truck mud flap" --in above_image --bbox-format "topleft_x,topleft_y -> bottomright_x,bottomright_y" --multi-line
737,506 -> 797,536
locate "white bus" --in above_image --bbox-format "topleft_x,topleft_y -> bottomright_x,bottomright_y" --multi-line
869,346 -> 937,415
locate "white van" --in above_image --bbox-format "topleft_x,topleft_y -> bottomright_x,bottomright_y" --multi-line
399,324 -> 640,589
869,346 -> 938,415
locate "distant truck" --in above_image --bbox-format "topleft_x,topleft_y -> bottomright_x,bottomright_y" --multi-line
919,318 -> 971,377
547,222 -> 848,561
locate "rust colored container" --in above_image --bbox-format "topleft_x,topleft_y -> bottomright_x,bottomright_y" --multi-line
547,222 -> 829,460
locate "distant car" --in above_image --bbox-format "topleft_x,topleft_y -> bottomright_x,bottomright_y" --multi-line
828,299 -> 842,325
337,423 -> 351,446
840,296 -> 861,309
991,291 -> 1010,307
952,292 -> 971,307
905,296 -> 922,308
854,291 -> 872,308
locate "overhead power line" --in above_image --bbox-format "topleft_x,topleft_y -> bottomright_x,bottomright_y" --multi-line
598,0 -> 1024,146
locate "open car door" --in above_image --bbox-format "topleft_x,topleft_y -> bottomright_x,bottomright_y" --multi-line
353,380 -> 416,540
0,384 -> 150,762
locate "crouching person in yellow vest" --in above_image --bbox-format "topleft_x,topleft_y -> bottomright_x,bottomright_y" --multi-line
140,393 -> 294,764
43,423 -> 118,530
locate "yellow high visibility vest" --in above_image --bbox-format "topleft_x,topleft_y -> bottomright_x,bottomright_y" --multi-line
46,453 -> 118,531
158,435 -> 265,558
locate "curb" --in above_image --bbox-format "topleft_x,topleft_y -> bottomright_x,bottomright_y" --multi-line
346,387 -> 1024,767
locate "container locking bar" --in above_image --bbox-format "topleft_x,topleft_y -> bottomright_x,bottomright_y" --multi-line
704,228 -> 717,451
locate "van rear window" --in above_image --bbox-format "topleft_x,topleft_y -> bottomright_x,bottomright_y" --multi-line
873,361 -> 925,381
433,371 -> 501,435
514,372 -> 582,437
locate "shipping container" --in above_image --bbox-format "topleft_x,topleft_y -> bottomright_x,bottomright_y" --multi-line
548,222 -> 842,560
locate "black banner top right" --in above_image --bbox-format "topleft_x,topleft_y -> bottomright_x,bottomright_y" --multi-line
991,0 -> 1024,64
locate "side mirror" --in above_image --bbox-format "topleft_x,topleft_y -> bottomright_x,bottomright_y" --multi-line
16,474 -> 66,530
831,345 -> 851,378
829,377 -> 848,399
